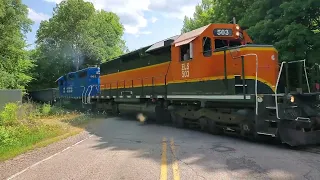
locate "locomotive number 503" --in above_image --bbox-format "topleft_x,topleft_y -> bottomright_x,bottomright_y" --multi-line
181,63 -> 189,78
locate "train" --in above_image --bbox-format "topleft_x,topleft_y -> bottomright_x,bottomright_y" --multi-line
28,22 -> 320,146
27,88 -> 59,104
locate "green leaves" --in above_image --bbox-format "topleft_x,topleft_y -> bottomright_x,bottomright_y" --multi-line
181,0 -> 320,85
0,0 -> 34,90
181,0 -> 320,64
30,0 -> 126,89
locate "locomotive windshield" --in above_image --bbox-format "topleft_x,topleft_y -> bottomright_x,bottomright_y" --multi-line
214,39 -> 243,49
212,25 -> 246,49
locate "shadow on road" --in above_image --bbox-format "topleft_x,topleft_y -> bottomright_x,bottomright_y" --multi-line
71,113 -> 320,179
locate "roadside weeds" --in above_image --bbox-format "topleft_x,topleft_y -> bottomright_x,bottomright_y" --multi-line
0,102 -> 96,162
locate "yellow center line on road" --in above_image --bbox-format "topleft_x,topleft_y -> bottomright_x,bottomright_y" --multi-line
160,137 -> 167,180
170,138 -> 180,180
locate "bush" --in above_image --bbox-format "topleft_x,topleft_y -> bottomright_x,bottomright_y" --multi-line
0,126 -> 19,146
49,106 -> 67,116
0,102 -> 73,126
41,104 -> 51,116
0,101 -> 87,161
0,103 -> 19,126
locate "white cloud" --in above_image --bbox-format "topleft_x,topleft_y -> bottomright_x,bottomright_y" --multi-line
43,0 -> 201,35
150,17 -> 158,23
44,0 -> 63,3
133,31 -> 152,38
28,8 -> 50,23
86,0 -> 150,35
148,0 -> 201,19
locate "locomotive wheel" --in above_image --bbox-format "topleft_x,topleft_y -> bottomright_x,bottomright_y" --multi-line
240,122 -> 253,137
171,112 -> 184,128
208,119 -> 223,135
199,117 -> 209,131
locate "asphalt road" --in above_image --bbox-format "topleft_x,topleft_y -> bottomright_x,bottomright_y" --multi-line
1,116 -> 320,180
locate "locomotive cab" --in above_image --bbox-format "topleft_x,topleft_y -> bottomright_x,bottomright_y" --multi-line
170,23 -> 279,96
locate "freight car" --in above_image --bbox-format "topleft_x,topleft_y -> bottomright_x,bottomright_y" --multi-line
56,22 -> 320,146
28,88 -> 59,104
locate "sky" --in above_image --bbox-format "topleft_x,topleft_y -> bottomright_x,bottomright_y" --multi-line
23,0 -> 202,51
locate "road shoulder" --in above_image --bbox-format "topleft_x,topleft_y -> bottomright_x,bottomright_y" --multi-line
0,130 -> 92,180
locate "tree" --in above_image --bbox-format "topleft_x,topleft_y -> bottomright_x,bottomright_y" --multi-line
182,0 -> 320,89
182,0 -> 217,33
30,0 -> 126,89
181,0 -> 320,85
240,0 -> 320,62
0,0 -> 34,89
182,0 -> 254,33
182,0 -> 320,61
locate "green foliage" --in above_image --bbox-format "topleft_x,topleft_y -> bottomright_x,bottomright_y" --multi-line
63,114 -> 90,126
0,103 -> 19,126
0,102 -> 42,148
41,104 -> 52,116
181,0 -> 320,86
0,0 -> 35,89
0,102 -> 89,161
181,0 -> 320,63
0,124 -> 63,160
29,0 -> 127,89
0,126 -> 19,146
0,102 -> 66,128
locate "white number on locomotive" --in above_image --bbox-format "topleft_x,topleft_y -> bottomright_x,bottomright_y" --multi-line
217,29 -> 229,36
181,63 -> 189,78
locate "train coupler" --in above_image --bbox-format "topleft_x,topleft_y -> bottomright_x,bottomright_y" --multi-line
278,117 -> 320,146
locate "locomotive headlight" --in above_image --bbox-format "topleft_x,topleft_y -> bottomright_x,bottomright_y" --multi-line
236,32 -> 240,36
290,96 -> 295,103
287,94 -> 295,103
236,25 -> 240,30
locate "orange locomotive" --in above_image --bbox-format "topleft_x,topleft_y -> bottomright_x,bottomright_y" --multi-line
95,23 -> 320,146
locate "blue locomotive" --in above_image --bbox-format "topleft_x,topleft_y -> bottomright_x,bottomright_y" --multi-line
56,67 -> 100,104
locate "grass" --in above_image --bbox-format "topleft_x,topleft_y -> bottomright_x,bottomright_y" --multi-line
0,102 -> 93,161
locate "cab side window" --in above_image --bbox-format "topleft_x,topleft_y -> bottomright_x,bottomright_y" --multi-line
180,44 -> 190,61
79,71 -> 87,78
203,37 -> 212,57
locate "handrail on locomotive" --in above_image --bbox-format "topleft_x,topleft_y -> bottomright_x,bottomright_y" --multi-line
228,49 -> 259,115
275,59 -> 311,120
